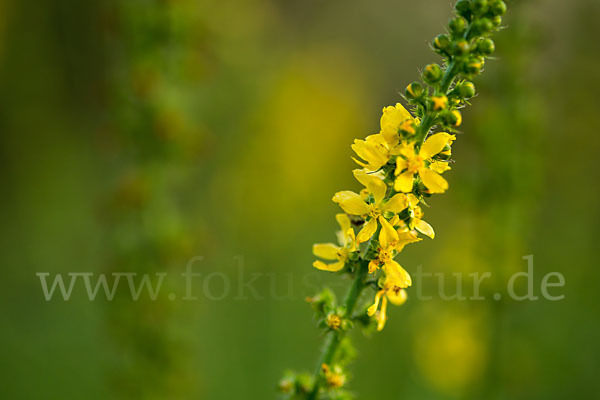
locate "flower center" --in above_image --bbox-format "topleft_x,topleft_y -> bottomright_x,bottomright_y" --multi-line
406,155 -> 424,173
368,204 -> 381,218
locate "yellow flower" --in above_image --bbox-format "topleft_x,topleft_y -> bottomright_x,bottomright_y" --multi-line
367,217 -> 420,277
322,364 -> 346,388
394,132 -> 455,194
351,133 -> 396,172
333,169 -> 409,244
312,214 -> 357,272
367,275 -> 409,331
380,103 -> 415,146
432,95 -> 448,110
396,194 -> 435,239
326,313 -> 342,330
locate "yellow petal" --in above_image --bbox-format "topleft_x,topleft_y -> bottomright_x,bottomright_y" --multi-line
380,103 -> 413,145
395,231 -> 422,252
415,219 -> 435,239
382,193 -> 409,213
429,160 -> 451,174
367,290 -> 384,316
332,191 -> 370,215
378,216 -> 399,249
418,168 -> 448,193
394,170 -> 415,193
420,132 -> 454,159
395,158 -> 408,175
313,243 -> 340,260
407,193 -> 419,207
335,213 -> 351,233
353,169 -> 387,204
384,260 -> 412,288
356,218 -> 377,243
346,228 -> 357,251
313,260 -> 345,272
386,288 -> 407,306
376,296 -> 388,331
399,142 -> 416,158
351,140 -> 388,171
351,156 -> 368,168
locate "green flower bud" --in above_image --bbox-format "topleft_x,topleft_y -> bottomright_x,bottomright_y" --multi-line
422,63 -> 443,84
406,81 -> 424,99
471,17 -> 493,35
433,34 -> 451,53
456,81 -> 476,98
451,39 -> 470,55
472,0 -> 488,15
491,15 -> 502,27
341,319 -> 354,331
278,378 -> 293,393
464,57 -> 484,75
454,0 -> 472,18
441,109 -> 463,127
477,38 -> 495,55
489,0 -> 507,16
449,16 -> 468,36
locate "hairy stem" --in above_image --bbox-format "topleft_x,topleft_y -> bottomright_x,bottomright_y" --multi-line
307,261 -> 368,399
439,60 -> 458,93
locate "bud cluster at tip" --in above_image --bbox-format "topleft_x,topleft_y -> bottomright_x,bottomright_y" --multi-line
407,0 -> 506,132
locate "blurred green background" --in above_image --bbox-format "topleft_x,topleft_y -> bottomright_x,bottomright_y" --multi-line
1,0 -> 599,398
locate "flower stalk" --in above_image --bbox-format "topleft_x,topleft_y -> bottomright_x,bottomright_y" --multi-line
307,260 -> 368,400
280,1 -> 509,398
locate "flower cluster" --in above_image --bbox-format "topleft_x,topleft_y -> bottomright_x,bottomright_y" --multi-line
313,0 -> 507,332
281,1 -> 508,398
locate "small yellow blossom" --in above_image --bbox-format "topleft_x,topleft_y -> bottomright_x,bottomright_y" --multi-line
351,134 -> 397,171
394,132 -> 455,194
396,194 -> 435,238
326,313 -> 342,330
379,103 -> 415,146
367,219 -> 420,281
312,214 -> 356,272
322,364 -> 346,388
367,276 -> 408,331
432,95 -> 448,110
398,118 -> 416,135
333,169 -> 409,244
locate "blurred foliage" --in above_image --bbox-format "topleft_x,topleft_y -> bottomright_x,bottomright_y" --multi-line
0,0 -> 599,399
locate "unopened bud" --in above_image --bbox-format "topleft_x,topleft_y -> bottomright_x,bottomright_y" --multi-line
456,81 -> 476,98
489,0 -> 507,16
477,38 -> 495,55
464,57 -> 484,75
449,16 -> 468,36
433,34 -> 451,53
471,18 -> 493,35
405,81 -> 424,99
472,0 -> 488,15
454,0 -> 472,18
452,39 -> 470,56
423,63 -> 443,84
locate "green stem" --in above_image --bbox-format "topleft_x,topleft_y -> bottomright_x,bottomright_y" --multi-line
439,60 -> 457,93
416,25 -> 474,144
307,261 -> 368,399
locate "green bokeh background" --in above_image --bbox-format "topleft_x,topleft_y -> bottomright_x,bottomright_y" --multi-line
1,0 -> 598,398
